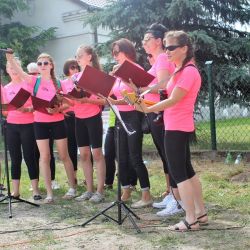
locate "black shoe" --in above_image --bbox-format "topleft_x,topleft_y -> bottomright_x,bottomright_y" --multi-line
33,194 -> 43,201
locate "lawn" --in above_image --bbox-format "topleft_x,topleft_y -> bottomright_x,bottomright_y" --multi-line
0,155 -> 249,249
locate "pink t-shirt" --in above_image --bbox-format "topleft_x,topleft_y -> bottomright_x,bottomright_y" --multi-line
113,78 -> 135,112
163,62 -> 201,132
145,53 -> 175,102
4,81 -> 34,124
30,76 -> 65,123
61,78 -> 75,113
73,72 -> 101,119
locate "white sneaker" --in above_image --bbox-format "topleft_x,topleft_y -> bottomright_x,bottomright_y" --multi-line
156,200 -> 184,217
89,192 -> 105,203
153,193 -> 175,209
75,191 -> 93,201
51,180 -> 60,190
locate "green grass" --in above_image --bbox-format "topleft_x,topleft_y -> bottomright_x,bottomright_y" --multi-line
0,157 -> 249,249
143,117 -> 250,151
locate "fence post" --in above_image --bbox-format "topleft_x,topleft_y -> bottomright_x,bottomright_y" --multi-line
205,61 -> 217,150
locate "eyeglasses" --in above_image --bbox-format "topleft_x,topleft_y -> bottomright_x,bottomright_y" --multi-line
28,72 -> 39,75
37,61 -> 50,66
164,45 -> 182,51
112,50 -> 120,57
142,36 -> 155,43
70,65 -> 79,70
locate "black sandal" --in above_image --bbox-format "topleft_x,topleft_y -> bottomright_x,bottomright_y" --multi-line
169,219 -> 200,232
197,213 -> 209,226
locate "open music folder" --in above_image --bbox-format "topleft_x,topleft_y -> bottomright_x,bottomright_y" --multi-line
31,95 -> 58,115
77,65 -> 116,97
2,88 -> 31,111
114,60 -> 155,87
65,87 -> 90,99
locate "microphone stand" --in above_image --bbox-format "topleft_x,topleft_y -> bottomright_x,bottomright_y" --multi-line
81,96 -> 141,233
0,52 -> 39,218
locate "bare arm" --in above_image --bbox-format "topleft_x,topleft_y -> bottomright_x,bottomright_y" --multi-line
135,86 -> 187,113
6,53 -> 33,83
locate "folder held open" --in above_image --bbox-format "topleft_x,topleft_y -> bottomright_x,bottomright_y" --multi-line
31,95 -> 58,115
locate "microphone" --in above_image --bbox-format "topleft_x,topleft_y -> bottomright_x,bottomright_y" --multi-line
0,49 -> 14,54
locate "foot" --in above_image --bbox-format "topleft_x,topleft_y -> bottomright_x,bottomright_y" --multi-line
168,220 -> 200,232
11,192 -> 20,198
131,199 -> 153,209
153,193 -> 174,209
62,188 -> 76,200
51,180 -> 60,190
75,191 -> 93,201
121,188 -> 132,202
33,194 -> 43,201
89,192 -> 105,203
156,200 -> 183,217
197,213 -> 208,225
43,196 -> 54,204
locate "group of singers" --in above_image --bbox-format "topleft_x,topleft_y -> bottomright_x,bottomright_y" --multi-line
2,22 -> 208,231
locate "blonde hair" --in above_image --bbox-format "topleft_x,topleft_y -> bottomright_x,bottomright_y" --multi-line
37,53 -> 60,92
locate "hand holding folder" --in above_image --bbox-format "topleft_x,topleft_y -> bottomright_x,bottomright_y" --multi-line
77,65 -> 116,97
64,87 -> 91,99
2,88 -> 31,111
31,95 -> 59,115
114,60 -> 155,87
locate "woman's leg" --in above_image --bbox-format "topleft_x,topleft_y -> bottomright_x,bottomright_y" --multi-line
79,146 -> 93,192
36,139 -> 52,197
92,147 -> 105,194
55,138 -> 75,189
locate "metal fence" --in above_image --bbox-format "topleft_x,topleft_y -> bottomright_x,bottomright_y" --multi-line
143,63 -> 250,152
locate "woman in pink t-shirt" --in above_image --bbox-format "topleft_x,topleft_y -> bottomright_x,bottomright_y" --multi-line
109,38 -> 152,209
73,46 -> 106,203
141,23 -> 182,216
135,31 -> 207,231
6,53 -> 76,204
3,60 -> 40,200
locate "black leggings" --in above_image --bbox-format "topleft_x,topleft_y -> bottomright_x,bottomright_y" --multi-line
65,113 -> 78,171
118,111 -> 150,189
147,112 -> 168,174
164,130 -> 195,185
6,123 -> 38,180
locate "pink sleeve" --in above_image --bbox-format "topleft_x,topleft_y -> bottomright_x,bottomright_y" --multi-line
176,67 -> 198,91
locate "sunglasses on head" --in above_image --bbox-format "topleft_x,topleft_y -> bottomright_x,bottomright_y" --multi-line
112,50 -> 120,57
37,61 -> 49,66
142,36 -> 155,43
70,65 -> 79,70
164,45 -> 182,51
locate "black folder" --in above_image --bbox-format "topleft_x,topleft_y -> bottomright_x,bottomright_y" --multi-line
77,65 -> 116,97
114,60 -> 155,87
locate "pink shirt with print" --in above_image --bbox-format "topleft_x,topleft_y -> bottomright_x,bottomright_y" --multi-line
145,53 -> 175,102
4,81 -> 34,124
163,62 -> 201,132
29,76 -> 65,123
72,72 -> 101,119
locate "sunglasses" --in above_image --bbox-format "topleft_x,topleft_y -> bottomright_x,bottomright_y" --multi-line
37,61 -> 50,66
70,65 -> 79,70
112,50 -> 120,57
142,36 -> 155,43
164,45 -> 182,51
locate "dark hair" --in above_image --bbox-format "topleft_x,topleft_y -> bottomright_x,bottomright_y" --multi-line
77,45 -> 102,70
63,59 -> 80,76
145,23 -> 167,40
164,30 -> 194,74
111,38 -> 136,62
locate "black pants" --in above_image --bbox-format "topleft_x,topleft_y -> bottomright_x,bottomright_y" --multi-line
147,112 -> 168,173
105,126 -> 137,186
118,111 -> 150,189
6,123 -> 38,180
164,130 -> 195,185
65,113 -> 78,171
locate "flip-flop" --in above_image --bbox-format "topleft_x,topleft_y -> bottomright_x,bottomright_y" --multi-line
168,220 -> 200,232
197,213 -> 209,226
44,196 -> 54,204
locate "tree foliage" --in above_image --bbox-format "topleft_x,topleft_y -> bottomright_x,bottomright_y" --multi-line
0,0 -> 56,73
86,0 -> 250,104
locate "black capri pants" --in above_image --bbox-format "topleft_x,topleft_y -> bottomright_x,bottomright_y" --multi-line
164,130 -> 195,185
6,123 -> 38,180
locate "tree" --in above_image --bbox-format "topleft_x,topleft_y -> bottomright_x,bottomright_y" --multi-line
0,0 -> 56,72
85,0 -> 250,104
